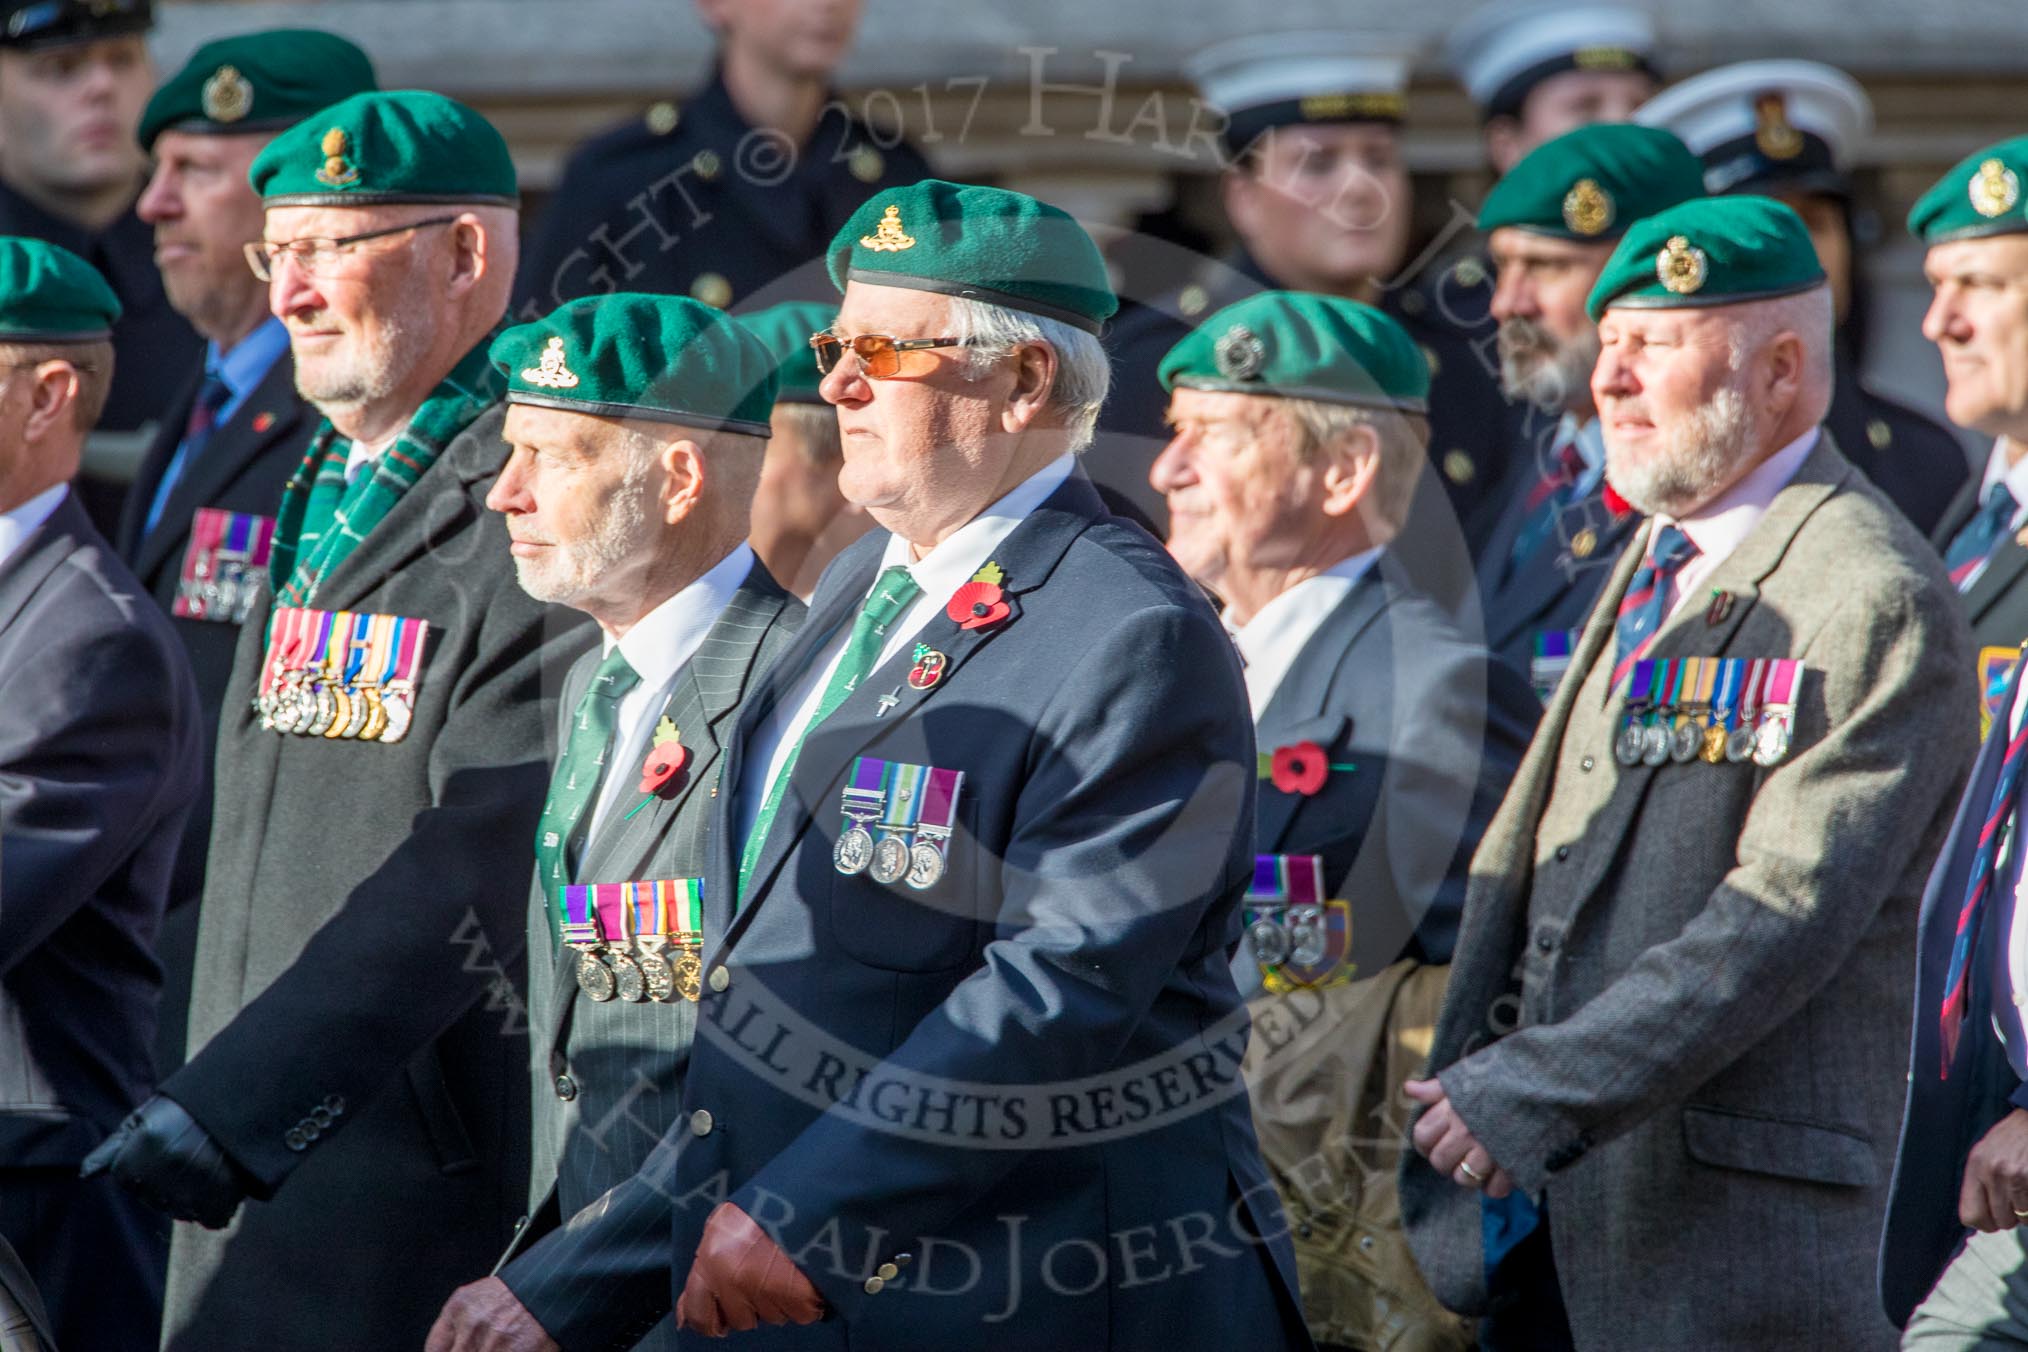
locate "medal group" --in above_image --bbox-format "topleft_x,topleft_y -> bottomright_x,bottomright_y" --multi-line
833,756 -> 964,889
1614,656 -> 1805,768
1244,854 -> 1353,992
561,878 -> 706,1003
254,604 -> 429,743
173,508 -> 275,625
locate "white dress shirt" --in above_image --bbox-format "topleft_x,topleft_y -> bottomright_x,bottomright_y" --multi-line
0,483 -> 67,572
1657,427 -> 1819,621
344,428 -> 402,484
587,542 -> 755,837
1227,550 -> 1381,719
736,454 -> 1075,845
1558,412 -> 1608,500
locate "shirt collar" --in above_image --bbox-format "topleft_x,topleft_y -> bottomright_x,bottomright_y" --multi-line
876,455 -> 1075,601
1661,426 -> 1819,564
1564,413 -> 1607,495
1979,437 -> 2028,520
1228,549 -> 1380,717
0,482 -> 67,572
602,542 -> 756,687
211,316 -> 290,401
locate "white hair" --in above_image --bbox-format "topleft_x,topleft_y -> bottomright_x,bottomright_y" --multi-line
1726,286 -> 1835,418
942,296 -> 1111,453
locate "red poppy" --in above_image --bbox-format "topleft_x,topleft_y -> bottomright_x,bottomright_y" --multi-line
638,742 -> 690,795
947,580 -> 1010,630
1270,741 -> 1329,796
1602,481 -> 1634,518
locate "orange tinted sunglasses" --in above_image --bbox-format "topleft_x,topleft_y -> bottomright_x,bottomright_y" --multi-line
808,332 -> 971,378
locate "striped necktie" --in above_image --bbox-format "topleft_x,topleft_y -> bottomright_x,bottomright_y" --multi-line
142,369 -> 231,538
534,649 -> 641,939
1946,483 -> 2019,590
1610,524 -> 1698,691
1942,693 -> 2028,1073
1507,439 -> 1588,575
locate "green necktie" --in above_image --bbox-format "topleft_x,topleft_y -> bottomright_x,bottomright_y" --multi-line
738,565 -> 922,901
536,648 -> 641,940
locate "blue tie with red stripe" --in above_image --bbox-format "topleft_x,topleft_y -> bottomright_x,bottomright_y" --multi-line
1610,524 -> 1697,691
1942,672 -> 2028,1073
1946,483 -> 2018,591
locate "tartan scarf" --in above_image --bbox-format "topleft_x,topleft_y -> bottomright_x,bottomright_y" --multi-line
269,335 -> 505,606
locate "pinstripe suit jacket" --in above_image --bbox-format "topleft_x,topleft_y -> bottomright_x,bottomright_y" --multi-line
500,559 -> 803,1352
1400,434 -> 1979,1350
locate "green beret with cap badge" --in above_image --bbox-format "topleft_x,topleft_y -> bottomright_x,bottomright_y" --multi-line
1159,290 -> 1429,413
1479,123 -> 1705,241
139,30 -> 378,152
1585,194 -> 1825,322
826,179 -> 1116,334
491,293 -> 778,436
249,89 -> 516,207
1909,135 -> 2028,245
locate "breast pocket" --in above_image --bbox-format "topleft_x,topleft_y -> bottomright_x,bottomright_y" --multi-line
824,791 -> 984,973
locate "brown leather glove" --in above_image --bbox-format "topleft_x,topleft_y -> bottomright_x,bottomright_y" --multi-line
676,1201 -> 826,1336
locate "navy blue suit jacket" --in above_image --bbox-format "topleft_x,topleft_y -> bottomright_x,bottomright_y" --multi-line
1880,676 -> 2025,1327
670,471 -> 1312,1349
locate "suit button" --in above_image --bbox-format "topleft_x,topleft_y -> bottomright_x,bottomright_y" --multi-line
554,1075 -> 577,1102
1580,756 -> 1595,772
284,1127 -> 307,1152
324,1094 -> 346,1116
708,966 -> 730,994
690,1109 -> 714,1137
1554,845 -> 1570,862
877,1262 -> 898,1281
863,1276 -> 885,1295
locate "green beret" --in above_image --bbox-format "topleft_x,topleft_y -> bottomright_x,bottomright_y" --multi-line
1479,124 -> 1706,241
491,293 -> 778,436
735,301 -> 835,405
0,237 -> 120,340
1158,290 -> 1429,414
1585,195 -> 1826,321
249,90 -> 516,208
1909,136 -> 2028,245
139,31 -> 377,151
827,179 -> 1117,334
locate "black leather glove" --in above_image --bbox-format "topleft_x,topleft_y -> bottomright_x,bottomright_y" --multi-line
79,1094 -> 251,1229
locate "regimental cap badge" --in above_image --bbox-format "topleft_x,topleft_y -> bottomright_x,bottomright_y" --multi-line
314,127 -> 360,188
1213,324 -> 1267,380
1753,92 -> 1804,161
1971,157 -> 2022,220
202,65 -> 254,125
1562,178 -> 1614,236
1656,234 -> 1708,295
520,336 -> 580,389
859,204 -> 916,252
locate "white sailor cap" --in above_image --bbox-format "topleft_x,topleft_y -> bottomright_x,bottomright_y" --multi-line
1187,32 -> 1413,152
1635,60 -> 1871,199
1445,0 -> 1659,121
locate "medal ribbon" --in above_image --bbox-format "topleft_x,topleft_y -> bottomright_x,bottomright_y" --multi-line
1764,659 -> 1801,710
1740,658 -> 1768,724
391,617 -> 429,687
1712,657 -> 1743,734
630,881 -> 664,940
917,767 -> 964,837
1625,658 -> 1655,713
1644,659 -> 1670,728
663,878 -> 705,944
559,884 -> 599,947
1286,855 -> 1324,907
594,882 -> 629,944
1248,855 -> 1284,901
223,510 -> 256,560
880,761 -> 929,830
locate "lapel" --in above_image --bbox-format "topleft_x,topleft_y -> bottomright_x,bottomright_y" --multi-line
1553,433 -> 1854,922
1931,470 -> 1981,555
134,356 -> 306,582
709,473 -> 1105,949
1485,494 -> 1640,652
0,492 -> 86,638
1252,572 -> 1391,853
117,367 -> 199,562
308,409 -> 506,613
546,566 -> 794,1061
1964,535 -> 2028,627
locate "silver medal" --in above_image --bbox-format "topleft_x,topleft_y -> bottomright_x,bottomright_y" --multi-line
609,951 -> 647,1003
869,834 -> 910,886
1614,720 -> 1645,766
1639,723 -> 1671,766
1669,717 -> 1702,763
905,840 -> 946,891
833,824 -> 874,875
1248,915 -> 1290,967
1725,723 -> 1757,763
1752,715 -> 1792,767
1286,906 -> 1327,969
575,951 -> 617,1002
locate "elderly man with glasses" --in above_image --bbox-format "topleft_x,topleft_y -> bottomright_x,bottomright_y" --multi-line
655,178 -> 1310,1349
83,89 -> 589,1352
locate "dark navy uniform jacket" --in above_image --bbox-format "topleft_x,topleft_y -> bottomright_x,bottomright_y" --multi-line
517,71 -> 931,318
669,471 -> 1314,1350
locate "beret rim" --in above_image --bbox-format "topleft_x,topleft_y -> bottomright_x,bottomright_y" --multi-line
1496,220 -> 1633,244
0,327 -> 112,343
1169,374 -> 1428,414
843,267 -> 1105,334
261,191 -> 520,209
152,115 -> 302,141
1918,219 -> 2028,246
1601,275 -> 1827,313
503,390 -> 772,438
